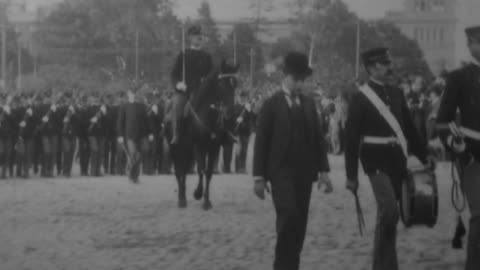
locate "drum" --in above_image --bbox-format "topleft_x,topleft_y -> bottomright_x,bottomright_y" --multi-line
400,167 -> 438,228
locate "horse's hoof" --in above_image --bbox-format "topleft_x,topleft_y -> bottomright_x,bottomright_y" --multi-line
193,188 -> 203,200
203,201 -> 212,211
178,199 -> 187,208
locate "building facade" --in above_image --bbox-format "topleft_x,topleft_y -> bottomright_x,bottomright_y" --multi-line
386,0 -> 458,75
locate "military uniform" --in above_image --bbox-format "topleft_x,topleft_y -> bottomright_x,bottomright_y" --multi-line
143,100 -> 164,175
170,25 -> 213,144
36,101 -> 60,178
76,99 -> 91,176
103,101 -> 118,175
0,100 -> 15,179
436,27 -> 480,269
60,102 -> 77,177
344,48 -> 430,270
15,102 -> 36,178
87,103 -> 107,177
234,100 -> 254,173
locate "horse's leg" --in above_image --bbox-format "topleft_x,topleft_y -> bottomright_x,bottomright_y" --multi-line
177,172 -> 187,208
203,144 -> 220,210
193,145 -> 205,201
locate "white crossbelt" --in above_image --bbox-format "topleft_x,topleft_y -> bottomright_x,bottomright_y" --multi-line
363,136 -> 399,145
459,127 -> 480,141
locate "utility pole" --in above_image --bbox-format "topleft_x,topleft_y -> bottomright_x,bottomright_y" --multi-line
249,47 -> 255,87
17,39 -> 21,89
135,28 -> 139,83
0,1 -> 7,89
355,21 -> 360,78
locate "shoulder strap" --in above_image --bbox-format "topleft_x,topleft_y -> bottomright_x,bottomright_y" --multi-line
358,84 -> 408,157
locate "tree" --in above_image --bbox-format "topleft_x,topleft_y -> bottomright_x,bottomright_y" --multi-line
32,0 -> 179,83
222,23 -> 264,79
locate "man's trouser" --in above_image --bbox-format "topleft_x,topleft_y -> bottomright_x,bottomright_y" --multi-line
56,135 -> 63,176
461,161 -> 480,270
78,136 -> 90,176
0,137 -> 14,179
88,136 -> 105,177
32,136 -> 42,176
142,138 -> 158,175
41,135 -> 58,177
222,141 -> 233,173
271,168 -> 313,270
115,141 -> 127,175
126,138 -> 142,180
368,172 -> 400,270
160,136 -> 172,174
15,138 -> 34,178
171,92 -> 188,142
103,138 -> 117,175
235,134 -> 250,173
61,135 -> 76,177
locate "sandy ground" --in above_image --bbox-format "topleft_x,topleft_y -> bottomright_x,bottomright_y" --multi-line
0,153 -> 468,270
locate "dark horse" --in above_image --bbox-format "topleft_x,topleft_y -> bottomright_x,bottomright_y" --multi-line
169,60 -> 239,210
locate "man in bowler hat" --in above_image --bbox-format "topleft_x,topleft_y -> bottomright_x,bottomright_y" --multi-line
253,51 -> 333,270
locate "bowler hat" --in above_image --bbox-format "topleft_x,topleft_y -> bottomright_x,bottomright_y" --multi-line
282,52 -> 313,79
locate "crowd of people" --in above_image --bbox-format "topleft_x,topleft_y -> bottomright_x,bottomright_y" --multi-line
0,85 -> 257,180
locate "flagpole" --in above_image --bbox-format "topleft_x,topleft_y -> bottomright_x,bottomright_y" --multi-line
233,30 -> 237,66
182,22 -> 186,84
355,21 -> 360,78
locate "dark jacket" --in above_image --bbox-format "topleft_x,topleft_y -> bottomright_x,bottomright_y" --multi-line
117,102 -> 150,141
344,80 -> 428,181
171,48 -> 213,95
253,91 -> 330,182
437,63 -> 480,159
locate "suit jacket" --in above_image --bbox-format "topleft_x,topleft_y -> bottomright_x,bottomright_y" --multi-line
437,63 -> 480,159
253,91 -> 330,182
117,102 -> 150,141
344,80 -> 428,181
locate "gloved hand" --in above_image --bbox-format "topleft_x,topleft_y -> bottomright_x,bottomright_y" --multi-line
117,137 -> 124,144
176,82 -> 187,92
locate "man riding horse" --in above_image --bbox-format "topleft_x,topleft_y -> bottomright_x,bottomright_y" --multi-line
170,25 -> 213,145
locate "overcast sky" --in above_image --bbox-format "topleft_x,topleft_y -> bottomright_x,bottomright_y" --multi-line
173,0 -> 404,20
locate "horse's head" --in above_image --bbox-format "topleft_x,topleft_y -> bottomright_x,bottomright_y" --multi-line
215,60 -> 240,110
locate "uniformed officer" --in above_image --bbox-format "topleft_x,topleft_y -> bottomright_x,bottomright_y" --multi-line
60,92 -> 77,177
117,89 -> 152,182
170,25 -> 213,145
143,91 -> 164,175
344,48 -> 435,270
87,94 -> 107,177
436,26 -> 480,270
15,93 -> 37,178
0,93 -> 15,179
36,91 -> 61,178
103,93 -> 118,175
76,94 -> 91,176
234,92 -> 254,174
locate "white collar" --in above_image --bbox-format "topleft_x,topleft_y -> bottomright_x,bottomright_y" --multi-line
282,83 -> 292,96
190,45 -> 202,51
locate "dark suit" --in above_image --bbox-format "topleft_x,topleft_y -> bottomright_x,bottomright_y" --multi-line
0,106 -> 15,178
117,101 -> 150,180
234,103 -> 254,173
436,63 -> 480,270
344,80 -> 428,270
253,90 -> 330,270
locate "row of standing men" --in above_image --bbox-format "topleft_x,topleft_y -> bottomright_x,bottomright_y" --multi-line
0,90 -> 256,179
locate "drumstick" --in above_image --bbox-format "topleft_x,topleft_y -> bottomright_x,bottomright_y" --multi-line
354,192 -> 366,236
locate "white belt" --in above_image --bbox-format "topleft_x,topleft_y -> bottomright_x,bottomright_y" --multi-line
363,136 -> 399,145
459,127 -> 480,141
